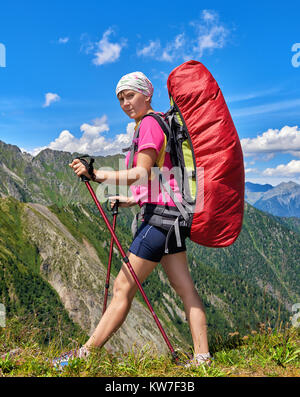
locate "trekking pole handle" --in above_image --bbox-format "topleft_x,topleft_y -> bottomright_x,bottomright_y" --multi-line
112,195 -> 119,216
80,174 -> 91,182
75,156 -> 95,182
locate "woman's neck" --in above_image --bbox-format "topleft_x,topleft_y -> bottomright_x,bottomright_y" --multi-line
135,107 -> 155,123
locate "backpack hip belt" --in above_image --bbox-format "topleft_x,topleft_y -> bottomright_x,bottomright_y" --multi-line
132,203 -> 191,254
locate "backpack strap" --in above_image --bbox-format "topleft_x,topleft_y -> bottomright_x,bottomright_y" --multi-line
158,172 -> 190,222
165,216 -> 181,253
123,112 -> 170,170
123,124 -> 141,169
144,112 -> 170,142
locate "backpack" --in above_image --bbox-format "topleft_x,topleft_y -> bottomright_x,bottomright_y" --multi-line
126,60 -> 245,252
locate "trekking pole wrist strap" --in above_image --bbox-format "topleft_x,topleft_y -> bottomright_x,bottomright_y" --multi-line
76,156 -> 97,181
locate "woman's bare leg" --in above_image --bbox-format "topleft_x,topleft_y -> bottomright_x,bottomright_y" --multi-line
84,252 -> 158,349
161,251 -> 209,355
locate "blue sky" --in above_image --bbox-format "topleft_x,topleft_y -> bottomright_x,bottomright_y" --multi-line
0,0 -> 300,186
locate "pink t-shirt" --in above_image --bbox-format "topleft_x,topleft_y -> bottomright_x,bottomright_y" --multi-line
125,115 -> 181,207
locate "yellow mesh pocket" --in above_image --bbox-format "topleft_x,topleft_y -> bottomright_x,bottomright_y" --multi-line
156,134 -> 167,169
170,96 -> 196,201
182,140 -> 196,200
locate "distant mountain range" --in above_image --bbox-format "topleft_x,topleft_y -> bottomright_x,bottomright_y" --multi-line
245,181 -> 300,218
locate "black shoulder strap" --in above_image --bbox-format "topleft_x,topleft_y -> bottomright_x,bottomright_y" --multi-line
127,112 -> 173,169
141,112 -> 170,141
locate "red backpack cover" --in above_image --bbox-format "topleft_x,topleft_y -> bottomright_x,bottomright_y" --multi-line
167,60 -> 245,247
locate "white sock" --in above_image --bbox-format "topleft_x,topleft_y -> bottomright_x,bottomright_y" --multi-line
195,352 -> 211,362
78,346 -> 90,358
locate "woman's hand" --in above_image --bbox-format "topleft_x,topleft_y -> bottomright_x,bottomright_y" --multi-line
69,158 -> 91,180
109,195 -> 136,208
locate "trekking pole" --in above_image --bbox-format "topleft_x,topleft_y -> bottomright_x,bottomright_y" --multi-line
77,173 -> 178,362
102,197 -> 119,315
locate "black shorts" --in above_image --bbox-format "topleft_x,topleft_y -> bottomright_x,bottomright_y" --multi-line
129,222 -> 187,262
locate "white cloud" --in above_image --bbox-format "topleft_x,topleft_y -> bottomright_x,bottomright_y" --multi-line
188,10 -> 229,58
202,9 -> 217,22
42,93 -> 60,108
58,37 -> 69,44
263,160 -> 300,176
241,125 -> 300,156
193,25 -> 228,58
161,49 -> 174,62
137,10 -> 228,62
174,33 -> 185,49
137,40 -> 161,57
161,33 -> 186,62
30,116 -> 135,157
99,122 -> 135,154
137,34 -> 186,62
80,33 -> 95,54
241,126 -> 300,184
245,168 -> 259,174
92,28 -> 126,66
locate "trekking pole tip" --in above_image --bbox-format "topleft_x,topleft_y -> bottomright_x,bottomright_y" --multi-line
171,351 -> 179,363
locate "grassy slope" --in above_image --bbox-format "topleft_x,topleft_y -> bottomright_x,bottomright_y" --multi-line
0,317 -> 299,377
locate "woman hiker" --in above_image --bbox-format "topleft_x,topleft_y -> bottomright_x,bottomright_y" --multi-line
53,72 -> 211,368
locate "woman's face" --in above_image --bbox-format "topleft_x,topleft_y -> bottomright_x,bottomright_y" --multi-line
118,89 -> 151,121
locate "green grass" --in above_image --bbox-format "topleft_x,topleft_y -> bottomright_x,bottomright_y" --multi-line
0,317 -> 299,377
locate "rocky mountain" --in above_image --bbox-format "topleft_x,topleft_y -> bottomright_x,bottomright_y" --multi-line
245,182 -> 274,204
0,139 -> 300,353
245,181 -> 300,217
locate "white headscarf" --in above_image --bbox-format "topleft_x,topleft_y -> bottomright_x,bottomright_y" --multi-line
116,71 -> 154,98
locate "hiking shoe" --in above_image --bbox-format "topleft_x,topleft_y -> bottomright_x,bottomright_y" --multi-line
52,346 -> 89,369
184,352 -> 212,368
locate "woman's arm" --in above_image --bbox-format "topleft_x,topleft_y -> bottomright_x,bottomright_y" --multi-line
69,148 -> 157,186
108,195 -> 137,208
